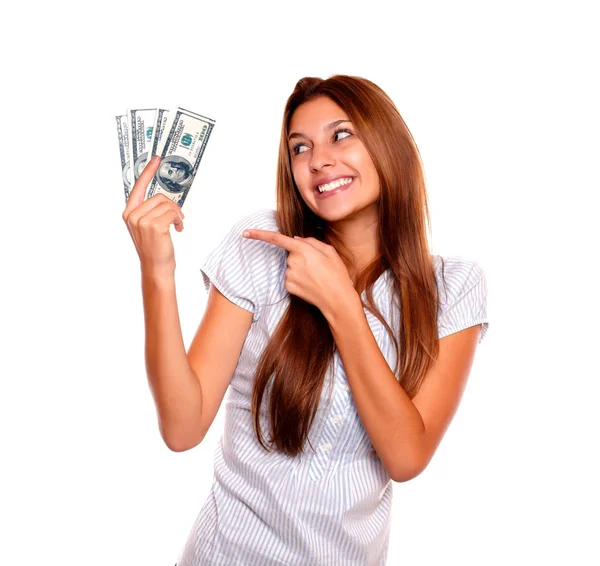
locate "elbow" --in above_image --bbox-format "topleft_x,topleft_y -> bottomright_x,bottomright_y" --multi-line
164,434 -> 202,452
391,463 -> 425,483
161,424 -> 205,453
390,452 -> 428,483
390,434 -> 432,482
165,439 -> 191,452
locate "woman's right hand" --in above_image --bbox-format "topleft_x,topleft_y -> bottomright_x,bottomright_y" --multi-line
122,155 -> 185,275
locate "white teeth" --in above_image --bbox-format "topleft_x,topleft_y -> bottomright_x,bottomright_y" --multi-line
317,177 -> 353,193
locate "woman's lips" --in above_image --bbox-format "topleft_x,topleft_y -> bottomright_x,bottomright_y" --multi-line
314,178 -> 355,199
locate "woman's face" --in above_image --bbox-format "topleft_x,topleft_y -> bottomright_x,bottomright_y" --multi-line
288,96 -> 380,223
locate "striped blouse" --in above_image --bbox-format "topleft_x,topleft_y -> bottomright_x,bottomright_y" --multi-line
176,208 -> 489,565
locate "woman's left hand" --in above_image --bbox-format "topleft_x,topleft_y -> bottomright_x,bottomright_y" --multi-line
242,229 -> 357,318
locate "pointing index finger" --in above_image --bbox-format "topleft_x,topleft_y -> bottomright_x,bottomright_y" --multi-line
242,229 -> 302,252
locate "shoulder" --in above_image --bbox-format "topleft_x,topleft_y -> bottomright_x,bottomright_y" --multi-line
236,208 -> 286,261
233,208 -> 279,232
431,254 -> 487,307
200,208 -> 284,323
201,208 -> 281,265
431,254 -> 489,342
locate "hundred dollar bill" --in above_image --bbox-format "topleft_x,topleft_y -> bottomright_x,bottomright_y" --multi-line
128,108 -> 156,184
145,108 -> 175,200
146,107 -> 215,208
116,115 -> 133,203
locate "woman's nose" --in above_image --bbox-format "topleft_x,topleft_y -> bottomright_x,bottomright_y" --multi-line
310,144 -> 335,171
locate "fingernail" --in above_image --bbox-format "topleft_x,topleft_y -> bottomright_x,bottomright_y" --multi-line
242,230 -> 250,238
152,155 -> 160,163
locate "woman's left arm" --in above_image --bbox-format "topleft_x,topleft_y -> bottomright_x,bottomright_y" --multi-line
241,228 -> 482,482
325,291 -> 482,483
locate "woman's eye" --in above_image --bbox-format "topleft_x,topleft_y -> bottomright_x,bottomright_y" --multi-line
292,143 -> 308,155
334,129 -> 352,142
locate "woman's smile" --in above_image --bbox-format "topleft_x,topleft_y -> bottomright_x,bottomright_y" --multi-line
313,176 -> 356,199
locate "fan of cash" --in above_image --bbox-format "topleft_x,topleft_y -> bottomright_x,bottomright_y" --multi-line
116,107 -> 215,208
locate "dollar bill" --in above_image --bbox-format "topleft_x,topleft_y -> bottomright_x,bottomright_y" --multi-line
146,107 -> 216,208
116,115 -> 133,203
128,108 -> 156,184
145,108 -> 175,200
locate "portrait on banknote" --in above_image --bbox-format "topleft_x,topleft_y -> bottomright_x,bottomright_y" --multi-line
156,156 -> 194,193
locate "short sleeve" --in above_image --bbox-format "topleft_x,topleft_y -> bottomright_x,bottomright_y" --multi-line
199,209 -> 279,324
435,256 -> 489,344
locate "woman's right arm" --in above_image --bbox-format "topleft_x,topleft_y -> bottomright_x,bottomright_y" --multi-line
142,271 -> 253,452
123,156 -> 253,452
141,268 -> 203,452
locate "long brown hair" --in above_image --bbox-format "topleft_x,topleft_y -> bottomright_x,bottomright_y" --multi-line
251,75 -> 446,457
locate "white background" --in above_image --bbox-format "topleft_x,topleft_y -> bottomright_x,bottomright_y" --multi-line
1,1 -> 598,564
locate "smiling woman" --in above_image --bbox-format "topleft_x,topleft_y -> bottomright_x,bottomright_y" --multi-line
152,75 -> 490,565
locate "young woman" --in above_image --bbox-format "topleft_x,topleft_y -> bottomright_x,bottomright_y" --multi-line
122,75 -> 489,565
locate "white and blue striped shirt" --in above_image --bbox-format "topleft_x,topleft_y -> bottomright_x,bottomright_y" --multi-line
176,208 -> 489,565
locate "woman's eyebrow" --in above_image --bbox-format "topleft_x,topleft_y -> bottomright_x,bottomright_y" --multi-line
288,119 -> 352,141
